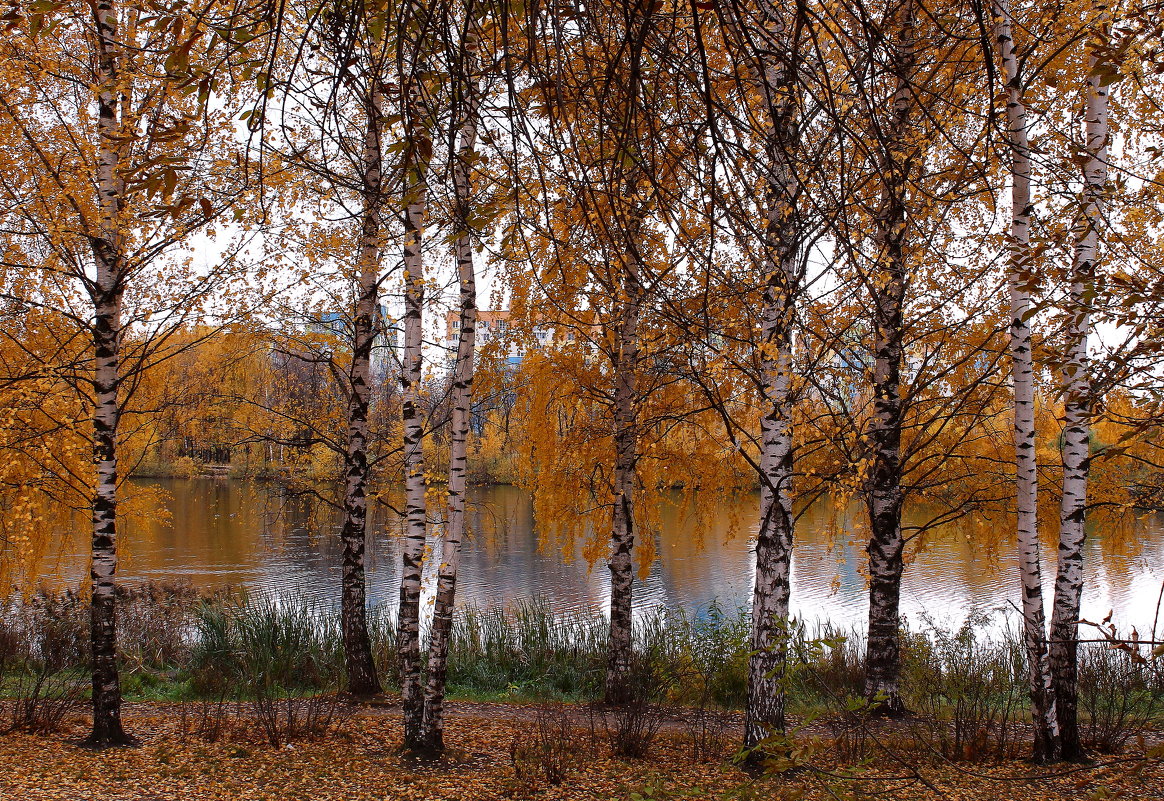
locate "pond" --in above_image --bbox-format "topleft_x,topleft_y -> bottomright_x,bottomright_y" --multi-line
36,479 -> 1164,633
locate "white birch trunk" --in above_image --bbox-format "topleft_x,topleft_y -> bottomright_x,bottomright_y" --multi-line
84,0 -> 133,749
397,77 -> 431,751
1051,28 -> 1110,761
863,0 -> 915,717
605,248 -> 643,703
602,5 -> 652,705
747,256 -> 796,747
421,35 -> 479,755
340,74 -> 385,699
993,0 -> 1058,761
732,0 -> 802,750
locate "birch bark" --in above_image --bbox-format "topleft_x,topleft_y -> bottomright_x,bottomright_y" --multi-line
1051,27 -> 1110,762
993,0 -> 1058,761
421,33 -> 479,754
747,230 -> 797,747
601,4 -> 653,706
605,239 -> 643,703
84,0 -> 133,749
730,0 -> 802,750
339,72 -> 386,699
862,0 -> 915,717
397,73 -> 431,751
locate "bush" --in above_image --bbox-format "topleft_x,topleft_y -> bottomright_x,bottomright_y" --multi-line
826,698 -> 875,764
1078,642 -> 1164,753
1,590 -> 88,734
602,649 -> 672,759
0,601 -> 22,670
683,707 -> 731,762
801,623 -> 865,706
2,582 -> 202,680
252,693 -> 348,749
510,704 -> 584,785
4,664 -> 86,733
178,696 -> 234,742
654,603 -> 749,711
23,588 -> 89,672
902,615 -> 1025,761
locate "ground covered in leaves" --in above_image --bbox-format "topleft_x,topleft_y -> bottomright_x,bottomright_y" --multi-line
0,702 -> 1161,801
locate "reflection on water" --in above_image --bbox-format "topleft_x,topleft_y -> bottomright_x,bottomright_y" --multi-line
39,479 -> 1164,632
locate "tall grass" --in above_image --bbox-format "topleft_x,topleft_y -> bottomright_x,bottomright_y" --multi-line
190,592 -> 343,697
441,599 -> 754,704
448,600 -> 609,698
1,584 -> 1161,756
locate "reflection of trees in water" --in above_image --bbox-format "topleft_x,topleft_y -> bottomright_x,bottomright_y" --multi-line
39,479 -> 1162,630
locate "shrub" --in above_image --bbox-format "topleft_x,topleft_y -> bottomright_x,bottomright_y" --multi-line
4,664 -> 86,733
683,707 -> 731,762
252,693 -> 347,749
1078,641 -> 1164,753
604,649 -> 672,759
24,588 -> 88,672
802,623 -> 865,705
178,696 -> 234,742
510,704 -> 584,785
657,603 -> 749,711
902,615 -> 1025,761
0,600 -> 22,670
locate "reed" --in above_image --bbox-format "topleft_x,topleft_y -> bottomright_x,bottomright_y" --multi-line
1,584 -> 1160,756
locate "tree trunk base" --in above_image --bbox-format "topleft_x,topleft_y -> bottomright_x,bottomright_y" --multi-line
864,694 -> 908,719
343,679 -> 384,701
1026,733 -> 1061,765
399,738 -> 445,763
339,690 -> 393,707
1058,742 -> 1090,764
738,752 -> 769,778
80,727 -> 139,750
1026,749 -> 1058,765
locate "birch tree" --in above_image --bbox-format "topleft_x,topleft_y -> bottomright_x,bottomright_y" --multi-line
0,0 -> 258,746
257,0 -> 410,697
396,0 -> 438,750
813,0 -> 1002,715
705,0 -> 815,749
86,0 -> 131,745
340,17 -> 389,698
992,0 -> 1058,761
859,0 -> 918,716
421,13 -> 483,755
509,0 -> 705,703
1050,13 -> 1112,761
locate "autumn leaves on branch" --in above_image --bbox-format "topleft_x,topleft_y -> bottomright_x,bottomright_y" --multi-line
0,0 -> 1161,768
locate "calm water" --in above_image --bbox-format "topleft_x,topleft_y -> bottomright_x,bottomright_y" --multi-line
37,479 -> 1164,632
